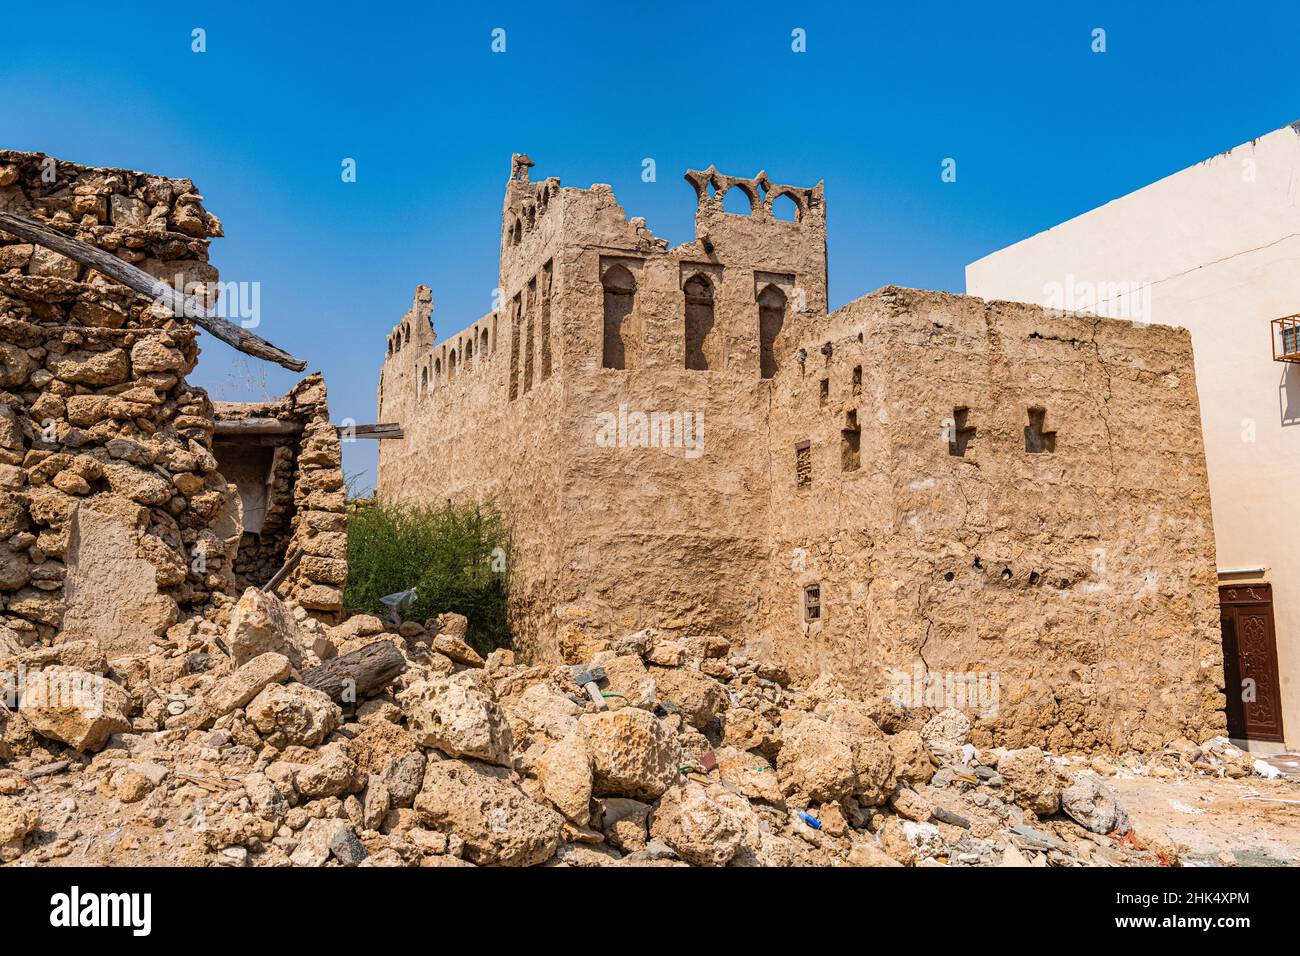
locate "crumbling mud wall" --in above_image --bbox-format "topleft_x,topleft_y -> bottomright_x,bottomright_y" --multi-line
213,374 -> 348,617
378,156 -> 828,658
0,150 -> 346,656
375,157 -> 1225,751
763,287 -> 1226,752
0,150 -> 237,657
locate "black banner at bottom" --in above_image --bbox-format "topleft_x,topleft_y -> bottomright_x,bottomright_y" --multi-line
0,864 -> 1279,943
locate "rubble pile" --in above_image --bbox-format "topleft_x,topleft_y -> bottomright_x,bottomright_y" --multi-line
1082,734 -> 1284,782
2,600 -> 1283,868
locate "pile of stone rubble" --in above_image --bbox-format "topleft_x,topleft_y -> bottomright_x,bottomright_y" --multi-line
0,596 -> 1281,866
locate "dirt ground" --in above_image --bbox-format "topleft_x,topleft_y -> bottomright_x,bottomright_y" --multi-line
1106,764 -> 1300,866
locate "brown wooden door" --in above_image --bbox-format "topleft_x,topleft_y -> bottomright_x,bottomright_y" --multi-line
1219,583 -> 1285,742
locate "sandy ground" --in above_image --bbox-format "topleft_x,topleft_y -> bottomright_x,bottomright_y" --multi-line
1107,770 -> 1300,866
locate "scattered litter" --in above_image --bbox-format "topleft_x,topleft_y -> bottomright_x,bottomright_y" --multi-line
1253,759 -> 1283,780
1240,795 -> 1300,805
379,588 -> 418,624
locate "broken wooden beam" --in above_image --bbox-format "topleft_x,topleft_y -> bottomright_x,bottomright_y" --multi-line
262,548 -> 304,594
0,210 -> 308,372
301,640 -> 407,705
339,423 -> 404,440
211,420 -> 405,439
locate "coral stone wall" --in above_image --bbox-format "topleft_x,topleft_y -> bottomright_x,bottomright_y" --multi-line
376,159 -> 1226,750
213,374 -> 348,618
378,284 -> 570,657
0,150 -> 235,654
0,150 -> 349,651
378,158 -> 829,659
763,287 -> 1226,751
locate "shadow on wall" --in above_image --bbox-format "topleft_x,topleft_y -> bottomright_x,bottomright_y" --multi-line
1279,362 -> 1300,426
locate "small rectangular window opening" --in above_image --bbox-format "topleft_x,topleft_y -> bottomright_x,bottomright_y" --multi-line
949,407 -> 976,457
841,410 -> 861,472
795,441 -> 812,487
804,584 -> 821,622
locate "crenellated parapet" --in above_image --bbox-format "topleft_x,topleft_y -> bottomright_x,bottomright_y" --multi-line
381,154 -> 834,422
683,165 -> 825,228
385,284 -> 434,360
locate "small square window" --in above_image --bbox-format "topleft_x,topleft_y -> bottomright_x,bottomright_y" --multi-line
803,584 -> 821,622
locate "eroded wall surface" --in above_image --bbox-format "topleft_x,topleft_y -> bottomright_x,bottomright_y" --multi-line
378,157 -> 826,658
764,288 -> 1224,751
213,373 -> 348,616
376,157 -> 1224,750
966,123 -> 1300,748
0,150 -> 234,655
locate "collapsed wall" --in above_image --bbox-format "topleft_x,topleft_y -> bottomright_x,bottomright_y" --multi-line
212,374 -> 348,615
0,150 -> 346,659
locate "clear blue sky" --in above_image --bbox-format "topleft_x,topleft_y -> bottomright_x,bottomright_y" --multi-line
4,1 -> 1297,490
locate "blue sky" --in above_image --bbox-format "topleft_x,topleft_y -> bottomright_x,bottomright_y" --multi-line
3,1 -> 1298,489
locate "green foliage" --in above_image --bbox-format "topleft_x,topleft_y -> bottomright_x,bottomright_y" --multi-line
344,499 -> 511,656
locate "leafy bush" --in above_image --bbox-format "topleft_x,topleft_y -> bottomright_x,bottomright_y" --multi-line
344,499 -> 511,656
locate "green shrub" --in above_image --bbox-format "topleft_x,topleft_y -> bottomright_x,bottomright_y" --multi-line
344,499 -> 511,656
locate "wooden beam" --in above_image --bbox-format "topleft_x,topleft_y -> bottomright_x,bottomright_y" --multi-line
301,640 -> 407,704
340,423 -> 404,440
213,420 -> 405,439
212,417 -> 303,436
263,548 -> 304,593
211,434 -> 289,447
0,211 -> 308,372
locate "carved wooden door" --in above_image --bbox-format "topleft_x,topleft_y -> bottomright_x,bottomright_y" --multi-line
1219,583 -> 1285,742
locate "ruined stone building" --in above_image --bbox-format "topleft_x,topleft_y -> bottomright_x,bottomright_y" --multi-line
0,150 -> 348,660
968,121 -> 1300,753
377,155 -> 1228,752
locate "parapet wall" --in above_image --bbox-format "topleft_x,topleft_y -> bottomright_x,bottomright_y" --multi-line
378,154 -> 831,418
